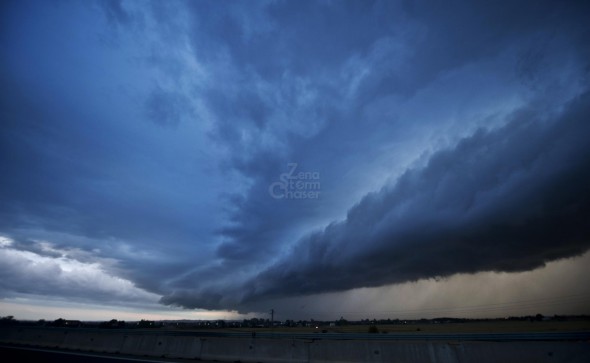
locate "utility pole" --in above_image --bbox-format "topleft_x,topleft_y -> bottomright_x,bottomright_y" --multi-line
270,309 -> 274,329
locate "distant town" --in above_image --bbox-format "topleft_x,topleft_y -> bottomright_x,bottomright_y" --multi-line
2,314 -> 589,332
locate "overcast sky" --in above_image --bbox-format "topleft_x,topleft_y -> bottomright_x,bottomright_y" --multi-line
1,0 -> 590,322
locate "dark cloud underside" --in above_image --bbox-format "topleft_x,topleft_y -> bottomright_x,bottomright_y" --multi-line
162,90 -> 590,310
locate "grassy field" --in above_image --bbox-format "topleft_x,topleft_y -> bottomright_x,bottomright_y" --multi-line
216,320 -> 590,334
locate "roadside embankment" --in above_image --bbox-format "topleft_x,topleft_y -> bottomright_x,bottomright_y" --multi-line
1,327 -> 588,363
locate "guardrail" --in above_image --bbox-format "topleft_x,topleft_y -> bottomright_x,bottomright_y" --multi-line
3,327 -> 589,341
2,327 -> 589,363
254,331 -> 590,341
169,330 -> 590,341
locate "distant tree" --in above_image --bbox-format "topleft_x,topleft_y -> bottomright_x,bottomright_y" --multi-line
0,316 -> 16,326
52,318 -> 66,327
368,325 -> 379,333
138,319 -> 159,328
338,316 -> 348,326
99,319 -> 124,329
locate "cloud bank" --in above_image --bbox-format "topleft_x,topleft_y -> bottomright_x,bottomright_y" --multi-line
1,0 -> 589,317
162,91 -> 590,310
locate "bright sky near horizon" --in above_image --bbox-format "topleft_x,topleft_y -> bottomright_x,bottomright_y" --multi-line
1,0 -> 590,322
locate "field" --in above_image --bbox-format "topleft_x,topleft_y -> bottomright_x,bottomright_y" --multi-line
217,319 -> 590,334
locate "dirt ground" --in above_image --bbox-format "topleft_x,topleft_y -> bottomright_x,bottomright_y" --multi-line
219,319 -> 590,334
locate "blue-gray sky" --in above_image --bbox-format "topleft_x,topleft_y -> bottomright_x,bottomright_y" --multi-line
1,0 -> 590,321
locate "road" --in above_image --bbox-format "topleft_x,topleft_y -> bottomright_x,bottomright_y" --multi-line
0,346 -> 219,363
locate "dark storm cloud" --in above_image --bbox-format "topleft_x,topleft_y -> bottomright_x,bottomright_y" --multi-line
163,90 -> 590,310
154,0 -> 590,311
0,77 -> 197,253
145,86 -> 192,127
204,88 -> 272,131
100,0 -> 131,26
355,1 -> 590,106
240,91 -> 590,301
201,0 -> 589,249
2,0 -> 590,315
186,1 -> 386,264
0,1 -> 219,298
